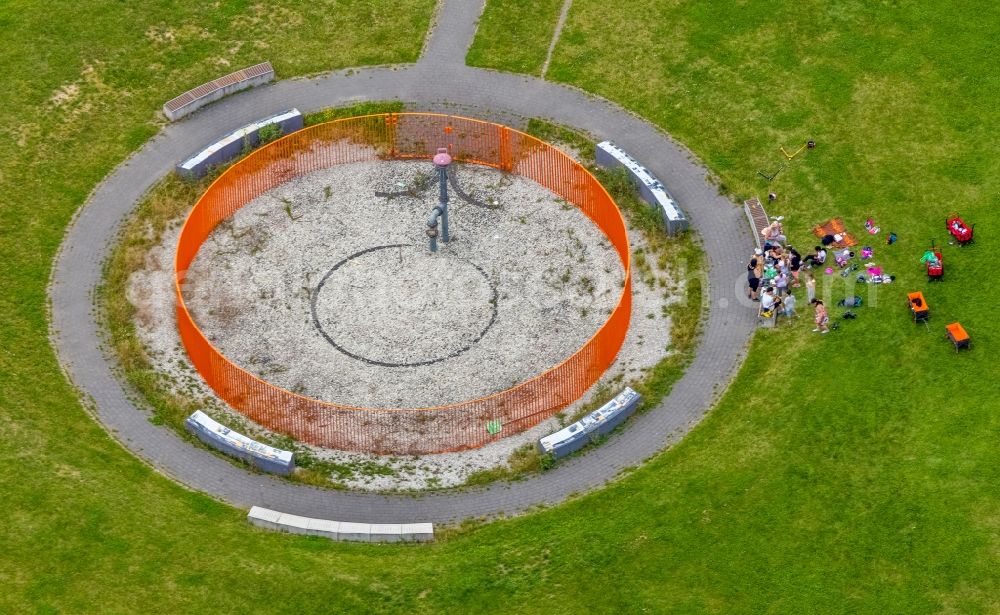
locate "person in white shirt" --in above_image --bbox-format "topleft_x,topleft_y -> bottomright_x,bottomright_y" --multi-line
760,288 -> 774,310
760,287 -> 781,311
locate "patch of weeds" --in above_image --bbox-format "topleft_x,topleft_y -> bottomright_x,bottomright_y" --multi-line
631,249 -> 656,288
281,197 -> 302,220
257,122 -> 283,145
524,118 -> 596,161
462,444 -> 547,487
410,170 -> 433,192
588,432 -> 608,447
303,101 -> 405,126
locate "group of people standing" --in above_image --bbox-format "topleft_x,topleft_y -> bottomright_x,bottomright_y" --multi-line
748,221 -> 829,332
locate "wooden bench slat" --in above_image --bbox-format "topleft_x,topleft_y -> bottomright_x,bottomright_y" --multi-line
744,196 -> 769,249
243,62 -> 272,78
162,61 -> 275,121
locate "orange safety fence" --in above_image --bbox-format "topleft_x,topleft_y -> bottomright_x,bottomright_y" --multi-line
175,113 -> 632,454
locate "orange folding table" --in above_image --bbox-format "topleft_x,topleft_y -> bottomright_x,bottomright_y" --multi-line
945,322 -> 970,352
908,291 -> 929,323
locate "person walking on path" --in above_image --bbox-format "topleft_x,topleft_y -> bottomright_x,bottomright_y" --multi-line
811,299 -> 829,333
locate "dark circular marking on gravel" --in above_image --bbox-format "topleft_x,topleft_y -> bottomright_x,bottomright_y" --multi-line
374,188 -> 425,199
309,243 -> 499,367
448,169 -> 499,209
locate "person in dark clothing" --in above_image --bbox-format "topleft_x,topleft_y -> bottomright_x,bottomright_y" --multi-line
789,247 -> 802,287
747,257 -> 761,301
802,245 -> 827,269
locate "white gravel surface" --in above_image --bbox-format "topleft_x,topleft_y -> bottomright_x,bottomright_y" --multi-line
128,159 -> 679,490
182,160 -> 622,408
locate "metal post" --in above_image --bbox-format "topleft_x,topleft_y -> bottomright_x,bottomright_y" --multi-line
438,165 -> 450,242
433,148 -> 452,243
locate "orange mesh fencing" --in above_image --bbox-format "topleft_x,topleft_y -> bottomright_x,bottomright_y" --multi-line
174,113 -> 632,454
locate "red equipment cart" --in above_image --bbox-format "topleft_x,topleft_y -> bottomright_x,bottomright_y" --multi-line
946,213 -> 974,246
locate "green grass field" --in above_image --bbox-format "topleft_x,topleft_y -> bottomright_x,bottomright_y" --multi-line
466,0 -> 564,75
3,0 -> 1000,612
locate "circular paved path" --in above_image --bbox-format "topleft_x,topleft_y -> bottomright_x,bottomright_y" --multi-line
49,0 -> 755,524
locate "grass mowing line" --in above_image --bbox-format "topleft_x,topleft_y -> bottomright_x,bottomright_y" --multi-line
540,0 -> 574,79
466,0 -> 566,75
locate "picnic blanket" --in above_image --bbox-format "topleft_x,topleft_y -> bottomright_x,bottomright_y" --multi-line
813,218 -> 858,248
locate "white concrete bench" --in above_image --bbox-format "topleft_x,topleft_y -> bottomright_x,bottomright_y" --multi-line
757,302 -> 778,328
185,411 -> 295,475
247,506 -> 434,543
175,108 -> 304,179
538,387 -> 642,459
163,61 -> 275,121
595,141 -> 688,235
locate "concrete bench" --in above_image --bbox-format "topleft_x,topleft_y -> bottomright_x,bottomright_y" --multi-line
595,141 -> 688,236
163,61 -> 275,121
184,411 -> 295,475
757,302 -> 778,328
247,507 -> 435,543
175,108 -> 304,179
538,387 -> 642,459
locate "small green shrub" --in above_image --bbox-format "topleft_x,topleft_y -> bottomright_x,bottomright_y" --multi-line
256,122 -> 283,145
